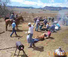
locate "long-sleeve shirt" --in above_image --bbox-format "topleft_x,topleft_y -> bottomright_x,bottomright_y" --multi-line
36,19 -> 40,25
29,25 -> 34,34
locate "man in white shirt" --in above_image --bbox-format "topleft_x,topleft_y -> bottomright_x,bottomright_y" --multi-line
28,23 -> 35,48
28,23 -> 33,34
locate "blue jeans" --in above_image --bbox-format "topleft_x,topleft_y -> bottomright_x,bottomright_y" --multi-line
29,34 -> 33,47
35,24 -> 39,31
10,28 -> 17,36
33,21 -> 36,26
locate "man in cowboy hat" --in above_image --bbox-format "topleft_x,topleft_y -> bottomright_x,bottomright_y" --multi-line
27,23 -> 35,48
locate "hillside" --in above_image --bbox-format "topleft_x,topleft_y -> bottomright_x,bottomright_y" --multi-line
7,6 -> 68,11
43,6 -> 68,11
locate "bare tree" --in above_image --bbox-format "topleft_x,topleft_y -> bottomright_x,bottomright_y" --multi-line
0,0 -> 10,17
0,0 -> 10,5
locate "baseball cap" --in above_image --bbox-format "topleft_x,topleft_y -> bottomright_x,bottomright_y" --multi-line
28,23 -> 31,26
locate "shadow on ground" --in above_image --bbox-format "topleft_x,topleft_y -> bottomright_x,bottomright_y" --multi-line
33,46 -> 44,52
8,30 -> 23,32
8,29 -> 28,32
11,36 -> 23,39
14,50 -> 28,57
46,37 -> 54,39
0,47 -> 15,50
0,31 -> 5,34
14,54 -> 28,57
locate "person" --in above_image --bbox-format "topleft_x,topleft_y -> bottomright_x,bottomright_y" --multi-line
35,18 -> 40,31
55,26 -> 59,31
27,31 -> 35,48
52,18 -> 54,22
10,13 -> 15,20
58,18 -> 61,21
39,23 -> 50,31
28,23 -> 35,48
10,20 -> 17,37
49,24 -> 55,32
35,30 -> 51,40
54,47 -> 66,57
43,18 -> 48,26
45,23 -> 50,31
33,17 -> 37,26
26,30 -> 51,44
56,23 -> 60,28
47,30 -> 51,38
53,21 -> 58,24
39,23 -> 43,30
49,17 -> 51,21
55,23 -> 61,31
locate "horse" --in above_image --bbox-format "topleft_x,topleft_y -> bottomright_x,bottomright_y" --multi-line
5,16 -> 24,31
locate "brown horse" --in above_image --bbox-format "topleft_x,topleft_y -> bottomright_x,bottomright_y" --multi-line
5,16 -> 24,31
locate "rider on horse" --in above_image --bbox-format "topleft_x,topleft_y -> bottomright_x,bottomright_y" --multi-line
10,13 -> 15,20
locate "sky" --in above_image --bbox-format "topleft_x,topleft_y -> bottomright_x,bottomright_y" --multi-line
7,0 -> 68,8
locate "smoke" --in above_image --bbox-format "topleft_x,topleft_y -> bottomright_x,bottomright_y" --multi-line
57,10 -> 68,26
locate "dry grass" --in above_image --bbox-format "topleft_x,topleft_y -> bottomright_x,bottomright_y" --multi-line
16,23 -> 68,57
0,9 -> 68,57
0,20 -> 68,57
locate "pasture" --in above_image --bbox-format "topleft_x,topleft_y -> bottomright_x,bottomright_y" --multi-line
0,8 -> 68,57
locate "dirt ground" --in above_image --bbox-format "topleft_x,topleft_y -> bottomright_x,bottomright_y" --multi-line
0,18 -> 68,57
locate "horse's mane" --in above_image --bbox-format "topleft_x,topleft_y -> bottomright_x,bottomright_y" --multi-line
18,16 -> 23,19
